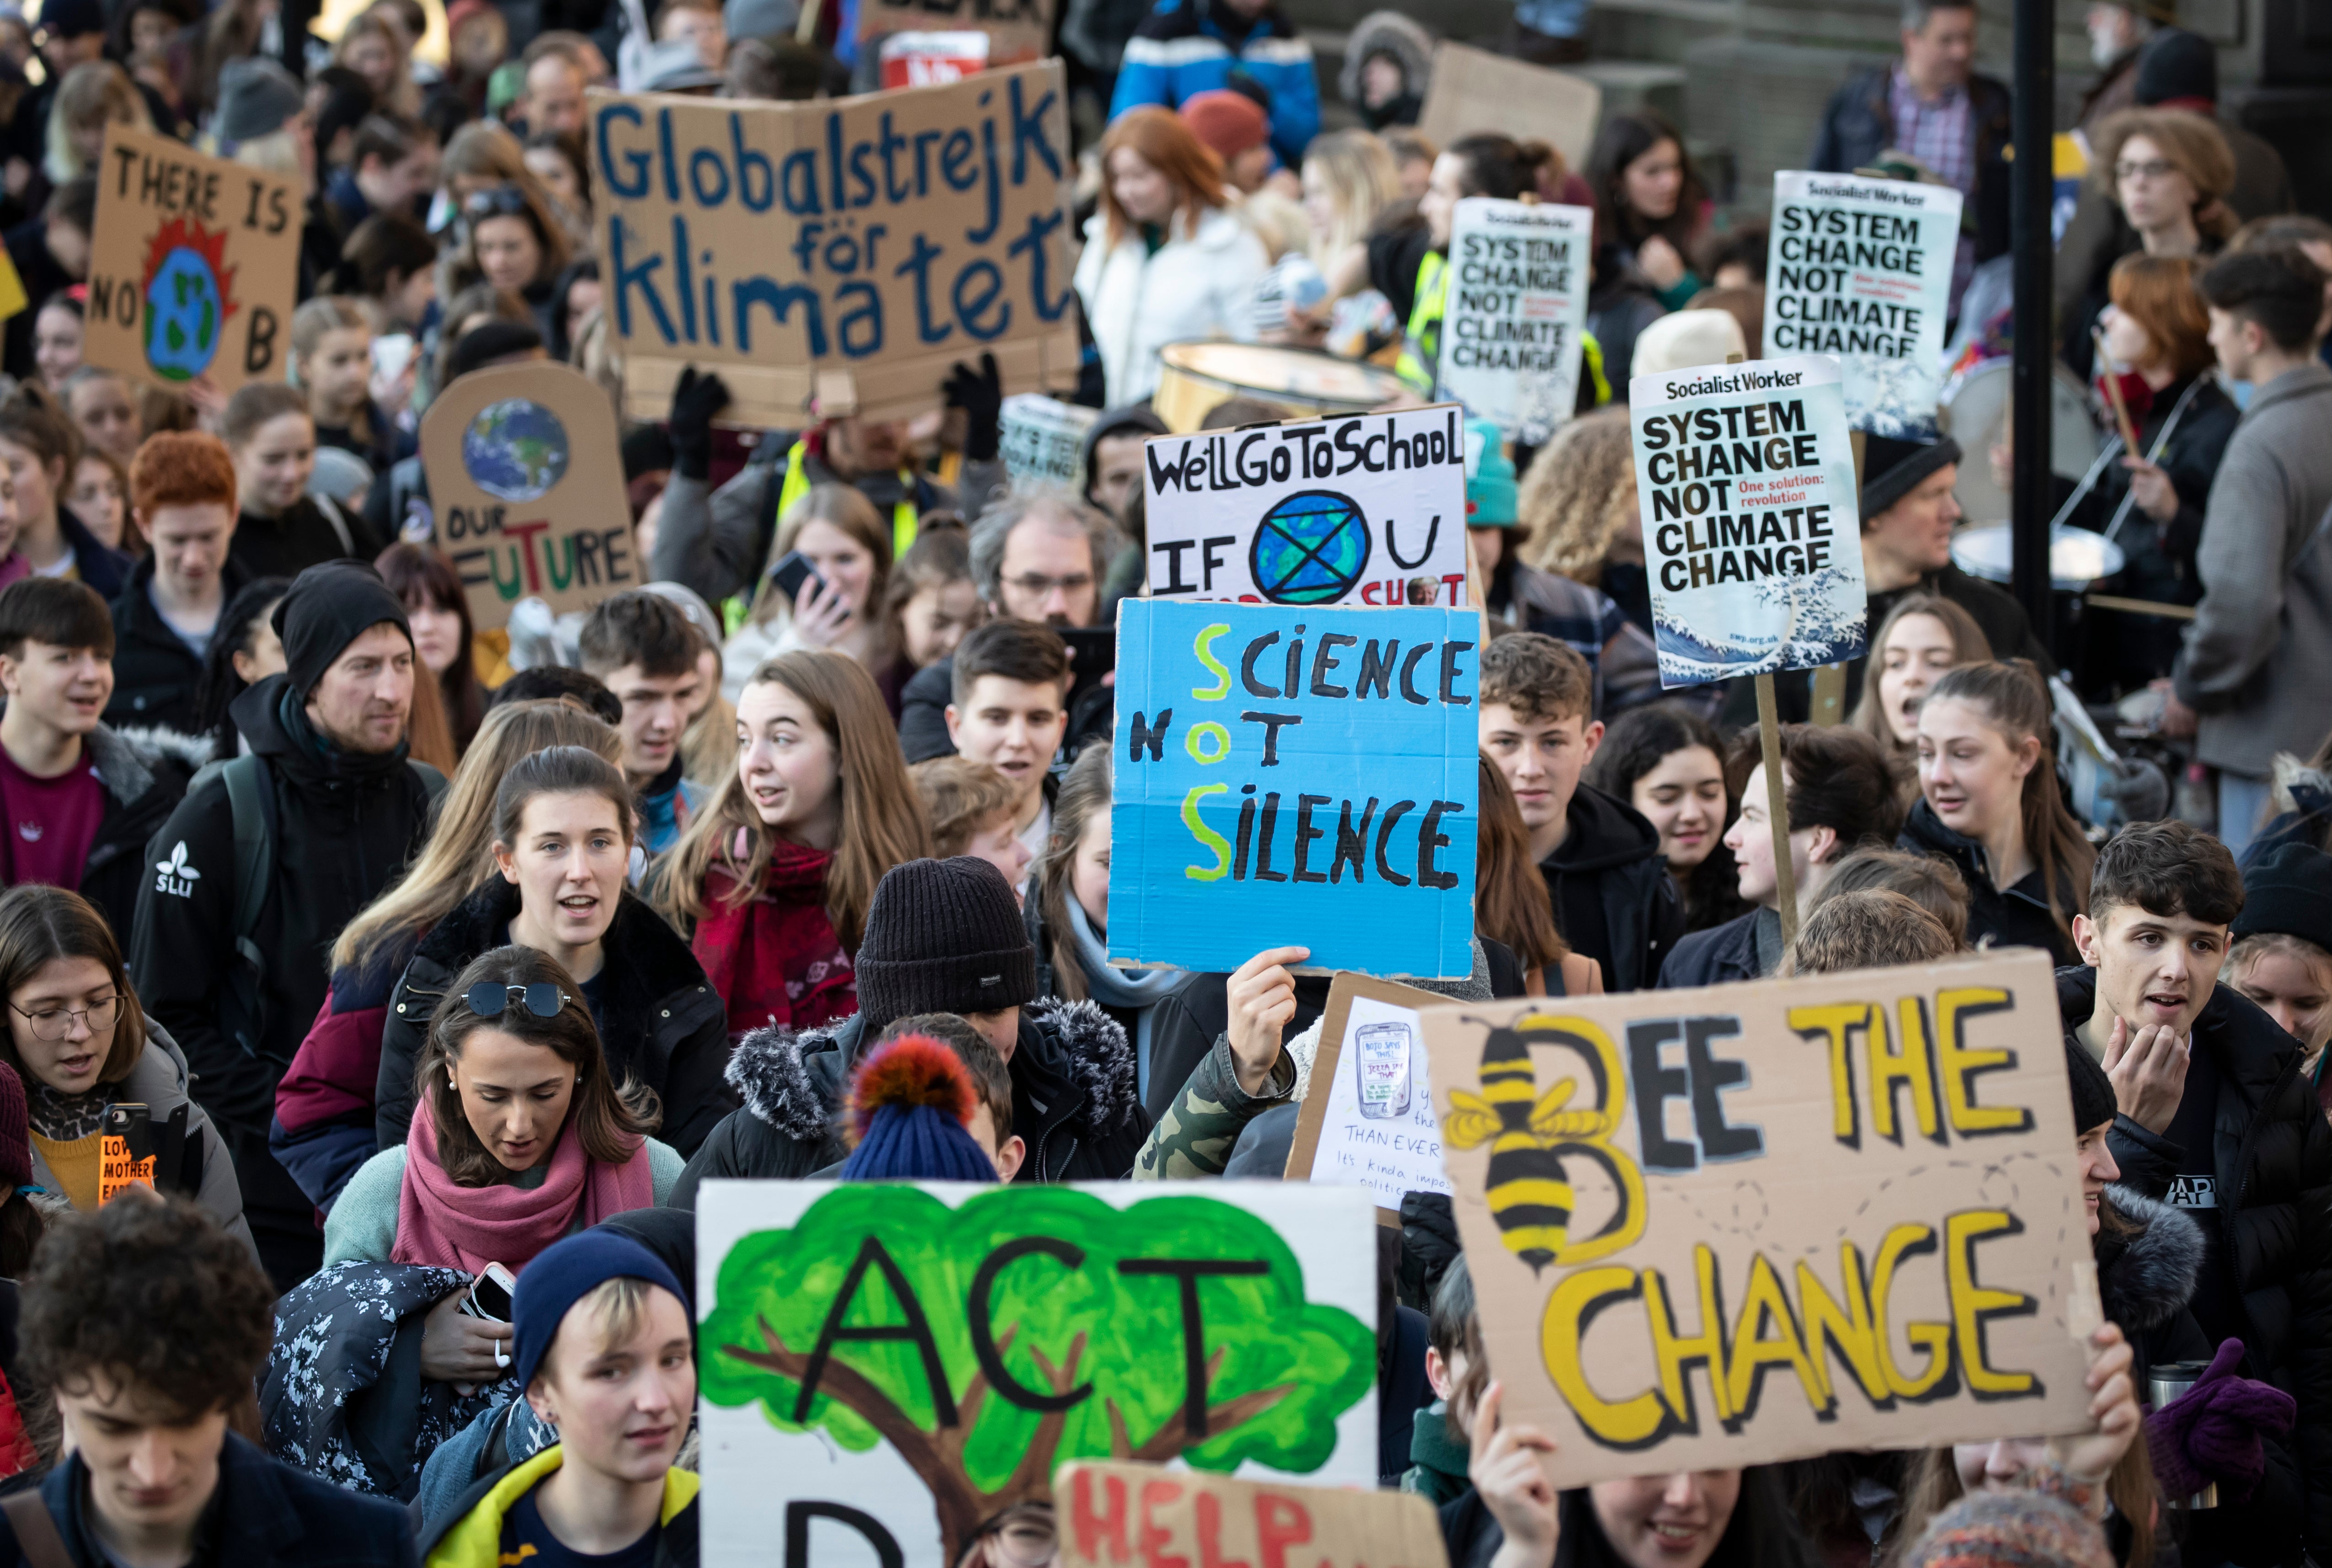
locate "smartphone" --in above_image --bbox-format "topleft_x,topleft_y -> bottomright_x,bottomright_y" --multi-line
1061,627 -> 1116,700
99,1104 -> 155,1204
767,549 -> 827,607
464,1262 -> 518,1322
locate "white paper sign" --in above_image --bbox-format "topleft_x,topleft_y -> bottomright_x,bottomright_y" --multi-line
998,392 -> 1097,490
695,1180 -> 1380,1568
1628,354 -> 1868,686
1141,405 -> 1470,607
1765,171 -> 1963,438
1436,198 -> 1592,443
1310,995 -> 1451,1208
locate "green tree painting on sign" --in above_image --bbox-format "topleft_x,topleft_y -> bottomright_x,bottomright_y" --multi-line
700,1186 -> 1377,1564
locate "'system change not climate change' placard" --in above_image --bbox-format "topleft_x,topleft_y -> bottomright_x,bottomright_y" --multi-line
1765,172 -> 1962,437
1435,198 -> 1592,443
422,360 -> 635,630
694,1180 -> 1378,1568
1142,406 -> 1469,607
590,61 -> 1080,426
1419,951 -> 2101,1487
1107,600 -> 1477,979
1629,354 -> 1868,687
86,124 -> 300,398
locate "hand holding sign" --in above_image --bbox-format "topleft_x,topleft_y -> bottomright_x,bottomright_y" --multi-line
2047,1323 -> 2141,1488
1469,1384 -> 1561,1568
1227,945 -> 1308,1093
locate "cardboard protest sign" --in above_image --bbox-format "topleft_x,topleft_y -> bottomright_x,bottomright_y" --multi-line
1437,198 -> 1592,443
1107,600 -> 1477,979
858,0 -> 1050,64
422,360 -> 636,630
1285,974 -> 1454,1213
878,30 -> 990,88
999,392 -> 1097,489
590,62 -> 1080,427
695,1181 -> 1378,1568
1420,950 -> 2101,1487
1056,1464 -> 1449,1568
85,124 -> 299,397
1766,172 -> 1964,438
1629,354 -> 1868,686
1142,406 -> 1470,607
1418,43 -> 1601,172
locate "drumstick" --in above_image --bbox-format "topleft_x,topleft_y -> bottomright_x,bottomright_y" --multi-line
2092,328 -> 2142,458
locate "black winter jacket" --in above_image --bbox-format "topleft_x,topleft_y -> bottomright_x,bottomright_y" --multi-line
1899,800 -> 2081,966
106,554 -> 253,735
372,879 -> 733,1157
1656,906 -> 1774,990
130,677 -> 438,1147
670,997 -> 1149,1203
71,722 -> 205,938
1537,783 -> 1682,992
1808,64 -> 2012,272
2061,965 -> 2332,1558
0,1430 -> 417,1568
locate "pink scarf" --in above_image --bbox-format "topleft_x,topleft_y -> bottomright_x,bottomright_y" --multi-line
391,1104 -> 655,1276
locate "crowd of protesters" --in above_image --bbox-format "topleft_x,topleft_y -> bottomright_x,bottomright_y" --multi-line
0,0 -> 2308,1565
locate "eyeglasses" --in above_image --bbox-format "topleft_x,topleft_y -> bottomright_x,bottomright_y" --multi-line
1001,572 -> 1094,597
11,994 -> 119,1042
465,981 -> 571,1020
983,1514 -> 1057,1568
2114,159 -> 2177,183
464,185 -> 534,219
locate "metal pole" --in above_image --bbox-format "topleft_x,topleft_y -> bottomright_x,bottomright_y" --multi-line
2010,0 -> 2057,651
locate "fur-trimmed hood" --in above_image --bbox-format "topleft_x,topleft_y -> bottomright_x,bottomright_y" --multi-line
1339,10 -> 1433,107
723,997 -> 1143,1149
2098,1184 -> 2206,1336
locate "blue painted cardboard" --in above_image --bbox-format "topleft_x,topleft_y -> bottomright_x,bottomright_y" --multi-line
1107,600 -> 1479,979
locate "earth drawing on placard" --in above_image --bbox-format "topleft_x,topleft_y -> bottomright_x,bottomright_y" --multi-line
140,217 -> 239,383
462,399 -> 571,502
1251,490 -> 1370,604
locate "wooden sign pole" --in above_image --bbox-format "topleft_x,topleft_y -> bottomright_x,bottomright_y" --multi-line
1731,352 -> 1798,950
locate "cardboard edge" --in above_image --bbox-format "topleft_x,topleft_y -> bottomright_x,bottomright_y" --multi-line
1282,972 -> 1461,1227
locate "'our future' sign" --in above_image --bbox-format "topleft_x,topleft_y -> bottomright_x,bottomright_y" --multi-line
590,62 -> 1081,426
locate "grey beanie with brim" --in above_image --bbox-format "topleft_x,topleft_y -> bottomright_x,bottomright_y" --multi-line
214,57 -> 305,144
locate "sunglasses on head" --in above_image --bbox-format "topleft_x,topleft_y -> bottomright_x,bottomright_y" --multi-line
466,981 -> 570,1020
464,185 -> 534,219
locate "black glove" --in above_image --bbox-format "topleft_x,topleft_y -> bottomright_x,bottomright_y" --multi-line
943,352 -> 1003,463
667,366 -> 731,481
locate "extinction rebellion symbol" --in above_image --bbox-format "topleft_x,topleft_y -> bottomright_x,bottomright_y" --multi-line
1251,490 -> 1371,605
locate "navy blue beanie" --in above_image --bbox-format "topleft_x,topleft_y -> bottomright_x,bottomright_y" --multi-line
512,1231 -> 688,1393
838,1035 -> 999,1183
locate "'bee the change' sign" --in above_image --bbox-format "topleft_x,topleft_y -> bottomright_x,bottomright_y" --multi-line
1419,949 -> 2100,1486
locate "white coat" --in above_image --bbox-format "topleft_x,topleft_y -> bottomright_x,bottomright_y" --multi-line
1074,203 -> 1268,407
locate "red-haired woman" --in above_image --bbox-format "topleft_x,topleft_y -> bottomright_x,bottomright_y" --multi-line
1073,105 -> 1267,407
377,542 -> 486,754
106,431 -> 246,738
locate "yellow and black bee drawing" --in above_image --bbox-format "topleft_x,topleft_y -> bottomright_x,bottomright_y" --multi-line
1441,1012 -> 1647,1273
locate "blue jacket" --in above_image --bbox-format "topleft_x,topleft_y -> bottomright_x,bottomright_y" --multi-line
1109,0 -> 1318,166
1656,906 -> 1769,990
0,1430 -> 416,1568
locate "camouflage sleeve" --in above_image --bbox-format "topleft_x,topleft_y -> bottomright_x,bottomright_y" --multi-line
1131,1032 -> 1297,1180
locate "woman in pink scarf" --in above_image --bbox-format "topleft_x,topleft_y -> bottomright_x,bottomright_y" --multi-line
321,944 -> 682,1381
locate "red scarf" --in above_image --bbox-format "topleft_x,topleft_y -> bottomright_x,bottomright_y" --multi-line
391,1105 -> 655,1276
691,840 -> 856,1037
2097,366 -> 2158,428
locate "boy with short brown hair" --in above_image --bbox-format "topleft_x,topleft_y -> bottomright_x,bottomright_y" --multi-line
910,756 -> 1034,896
1477,632 -> 1678,989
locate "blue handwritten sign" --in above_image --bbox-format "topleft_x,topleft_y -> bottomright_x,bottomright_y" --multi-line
589,60 -> 1080,426
1108,600 -> 1478,979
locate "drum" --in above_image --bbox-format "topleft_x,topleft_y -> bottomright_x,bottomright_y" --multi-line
1153,342 -> 1409,434
1950,523 -> 2126,591
1936,358 -> 2101,524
